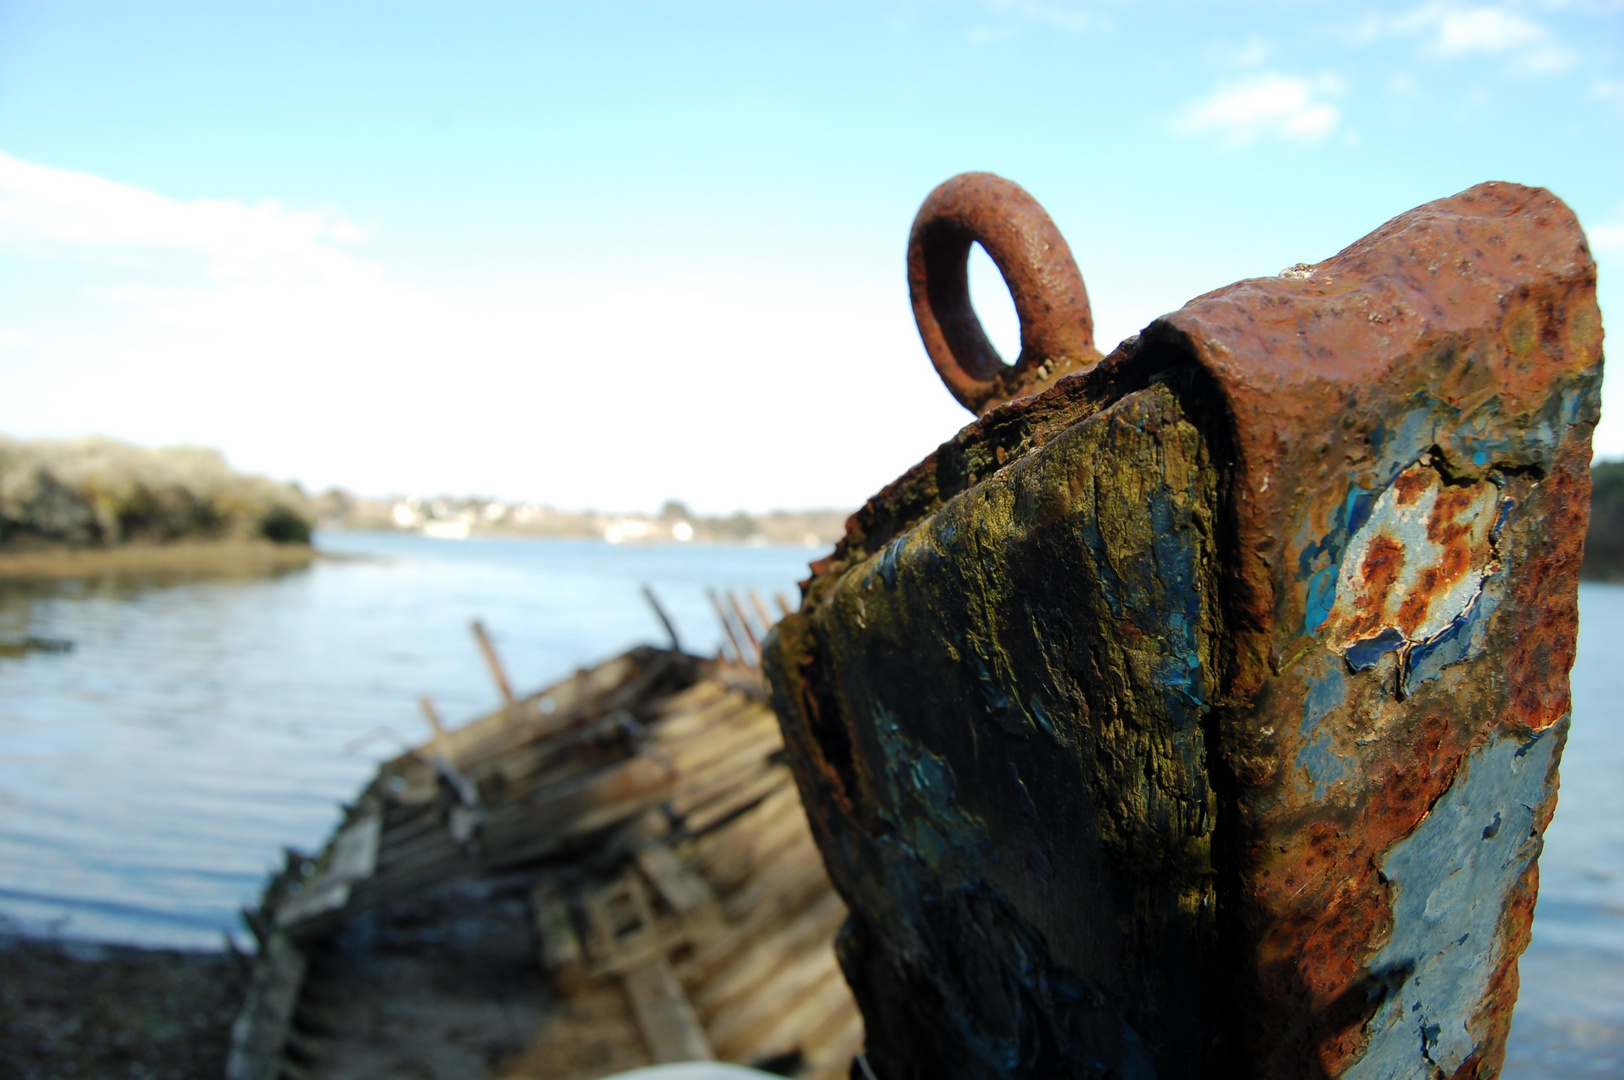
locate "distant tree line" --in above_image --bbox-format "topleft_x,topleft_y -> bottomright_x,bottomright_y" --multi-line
1583,462 -> 1624,581
0,435 -> 313,550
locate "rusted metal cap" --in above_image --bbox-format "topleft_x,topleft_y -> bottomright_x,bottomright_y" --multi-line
907,172 -> 1102,416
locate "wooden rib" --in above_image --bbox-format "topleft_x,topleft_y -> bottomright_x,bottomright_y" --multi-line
748,590 -> 775,636
647,690 -> 757,743
726,591 -> 761,663
703,942 -> 840,1054
726,962 -> 857,1066
622,958 -> 715,1063
470,619 -> 517,705
708,591 -> 747,664
695,888 -> 847,1016
636,843 -> 715,914
661,718 -> 781,777
678,766 -> 794,835
671,760 -> 790,826
677,861 -> 831,985
721,832 -> 825,922
532,881 -> 586,990
799,1005 -> 865,1080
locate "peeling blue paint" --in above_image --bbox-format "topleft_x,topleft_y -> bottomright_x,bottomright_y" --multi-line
1302,660 -> 1347,732
1305,565 -> 1339,632
1402,579 -> 1500,696
1026,692 -> 1055,736
1343,723 -> 1562,1080
1295,660 -> 1351,799
1345,627 -> 1407,672
872,704 -> 995,882
1027,847 -> 1055,881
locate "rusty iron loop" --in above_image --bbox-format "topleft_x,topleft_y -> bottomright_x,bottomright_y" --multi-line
908,172 -> 1101,416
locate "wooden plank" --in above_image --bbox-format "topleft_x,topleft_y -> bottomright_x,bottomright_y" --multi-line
695,889 -> 846,1015
646,678 -> 730,723
660,713 -> 781,774
677,866 -> 831,985
677,764 -> 794,833
648,691 -> 764,747
470,619 -> 517,704
722,833 -> 826,923
704,942 -> 840,1054
582,872 -> 662,971
478,752 -> 675,866
725,961 -> 857,1065
274,880 -> 349,928
327,814 -> 381,882
275,812 -> 382,929
635,842 -> 715,914
531,881 -> 586,990
622,958 -> 715,1063
799,1001 -> 866,1080
225,931 -> 308,1080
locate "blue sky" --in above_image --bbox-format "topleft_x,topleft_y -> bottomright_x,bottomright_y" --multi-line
1,1 -> 1620,512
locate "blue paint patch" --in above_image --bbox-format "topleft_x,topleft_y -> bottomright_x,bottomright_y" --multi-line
1298,735 -> 1352,800
1345,627 -> 1406,672
1297,483 -> 1380,634
1401,586 -> 1497,696
864,534 -> 909,590
1026,693 -> 1055,736
1027,848 -> 1056,881
971,651 -> 1032,738
1297,661 -> 1351,799
1009,764 -> 1039,820
1302,661 -> 1346,733
872,703 -> 995,877
1343,484 -> 1380,538
1343,723 -> 1563,1080
1304,565 -> 1338,632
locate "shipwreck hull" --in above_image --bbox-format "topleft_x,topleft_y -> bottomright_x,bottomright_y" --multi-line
765,177 -> 1603,1078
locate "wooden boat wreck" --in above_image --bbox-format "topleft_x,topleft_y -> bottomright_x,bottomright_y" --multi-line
229,596 -> 861,1080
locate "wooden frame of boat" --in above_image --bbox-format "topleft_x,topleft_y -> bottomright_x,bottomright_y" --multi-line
228,600 -> 859,1080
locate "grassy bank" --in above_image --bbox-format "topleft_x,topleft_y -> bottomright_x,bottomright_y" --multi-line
0,435 -> 315,578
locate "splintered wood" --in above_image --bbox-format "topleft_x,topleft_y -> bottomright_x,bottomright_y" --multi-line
233,645 -> 859,1080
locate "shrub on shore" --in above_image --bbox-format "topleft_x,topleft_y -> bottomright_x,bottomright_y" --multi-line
0,435 -> 313,550
1584,462 -> 1624,581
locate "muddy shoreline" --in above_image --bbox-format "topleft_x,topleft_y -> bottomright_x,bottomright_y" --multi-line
0,933 -> 246,1080
0,540 -> 322,582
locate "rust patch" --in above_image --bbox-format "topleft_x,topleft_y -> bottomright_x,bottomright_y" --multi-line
1325,463 -> 1501,670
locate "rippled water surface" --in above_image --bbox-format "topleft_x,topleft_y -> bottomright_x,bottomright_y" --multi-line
0,534 -> 1618,1075
0,532 -> 813,948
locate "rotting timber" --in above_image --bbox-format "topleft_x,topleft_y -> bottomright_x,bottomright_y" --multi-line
764,174 -> 1603,1079
230,601 -> 860,1080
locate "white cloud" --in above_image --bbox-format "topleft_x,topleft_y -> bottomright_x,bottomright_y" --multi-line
1589,221 -> 1624,255
0,152 -> 373,284
1175,74 -> 1342,145
986,0 -> 1099,32
1359,4 -> 1580,73
0,151 -> 983,513
1434,7 -> 1543,52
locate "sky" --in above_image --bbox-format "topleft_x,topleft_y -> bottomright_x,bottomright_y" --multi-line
0,1 -> 1620,514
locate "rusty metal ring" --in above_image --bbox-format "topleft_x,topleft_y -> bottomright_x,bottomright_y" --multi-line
907,172 -> 1101,416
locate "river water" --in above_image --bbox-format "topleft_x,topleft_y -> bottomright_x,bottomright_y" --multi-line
0,531 -> 1618,1075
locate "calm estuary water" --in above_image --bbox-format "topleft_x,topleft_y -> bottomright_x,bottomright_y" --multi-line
0,532 -> 1618,1075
